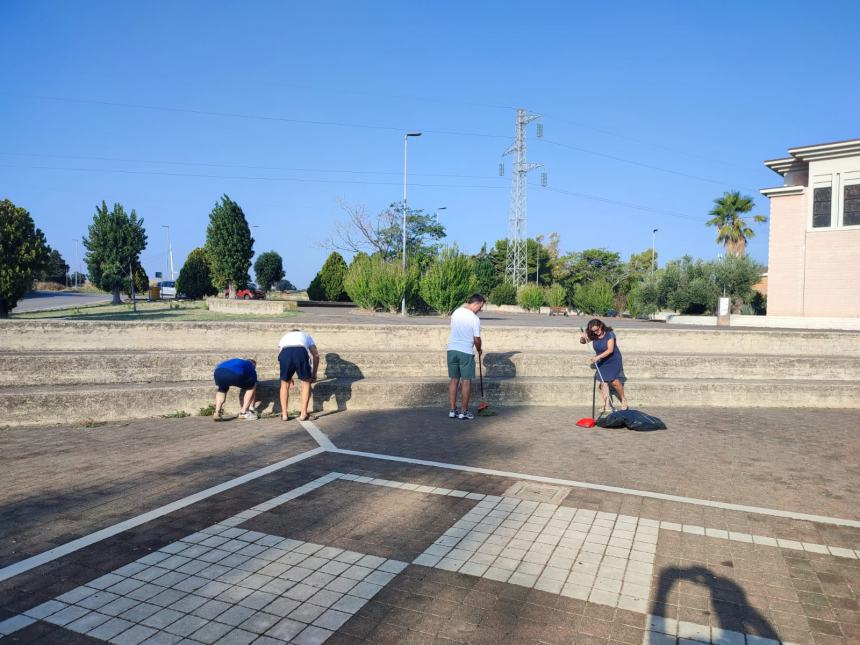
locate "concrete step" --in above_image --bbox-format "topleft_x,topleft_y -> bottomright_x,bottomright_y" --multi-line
4,320 -> 860,356
2,376 -> 858,427
2,350 -> 857,387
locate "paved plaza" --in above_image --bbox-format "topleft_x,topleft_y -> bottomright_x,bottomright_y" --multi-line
1,407 -> 858,644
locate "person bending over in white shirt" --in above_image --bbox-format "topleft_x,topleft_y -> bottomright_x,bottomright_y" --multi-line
277,329 -> 319,421
446,294 -> 486,420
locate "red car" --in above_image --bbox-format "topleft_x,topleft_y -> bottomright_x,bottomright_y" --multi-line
225,283 -> 265,299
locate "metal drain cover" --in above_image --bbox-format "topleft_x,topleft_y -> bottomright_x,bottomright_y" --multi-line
503,481 -> 571,504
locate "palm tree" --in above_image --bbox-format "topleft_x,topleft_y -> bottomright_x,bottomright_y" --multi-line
706,191 -> 767,256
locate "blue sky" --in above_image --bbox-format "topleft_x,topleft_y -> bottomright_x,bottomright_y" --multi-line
1,0 -> 857,287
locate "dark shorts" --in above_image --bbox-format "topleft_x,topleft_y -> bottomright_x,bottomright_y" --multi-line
213,367 -> 256,393
447,350 -> 475,379
279,346 -> 312,382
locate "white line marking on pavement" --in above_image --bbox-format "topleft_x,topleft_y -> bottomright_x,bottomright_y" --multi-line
0,447 -> 325,584
329,448 -> 860,528
300,419 -> 336,450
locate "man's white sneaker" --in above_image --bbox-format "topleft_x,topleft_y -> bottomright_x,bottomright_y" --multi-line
458,410 -> 474,420
448,409 -> 459,419
239,410 -> 258,420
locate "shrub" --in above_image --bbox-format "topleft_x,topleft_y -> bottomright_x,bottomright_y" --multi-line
344,254 -> 416,312
253,251 -> 285,292
308,252 -> 349,301
489,282 -> 517,306
518,284 -> 545,311
177,248 -> 217,299
574,280 -> 614,314
419,248 -> 477,314
544,283 -> 567,308
276,279 -> 296,291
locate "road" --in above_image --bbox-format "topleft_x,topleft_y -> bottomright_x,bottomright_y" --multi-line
12,290 -> 112,313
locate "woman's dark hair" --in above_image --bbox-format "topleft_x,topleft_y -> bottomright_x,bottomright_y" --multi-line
585,318 -> 613,341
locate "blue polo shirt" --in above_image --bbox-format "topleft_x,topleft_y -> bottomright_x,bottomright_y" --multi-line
216,358 -> 257,382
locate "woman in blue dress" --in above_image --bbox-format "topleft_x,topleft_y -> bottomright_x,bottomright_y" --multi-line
580,318 -> 629,411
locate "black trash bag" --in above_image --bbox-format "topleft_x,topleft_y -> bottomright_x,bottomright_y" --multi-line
595,411 -> 627,428
596,409 -> 666,431
621,409 -> 666,431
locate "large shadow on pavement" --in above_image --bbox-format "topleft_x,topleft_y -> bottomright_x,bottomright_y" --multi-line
651,565 -> 780,641
312,352 -> 364,416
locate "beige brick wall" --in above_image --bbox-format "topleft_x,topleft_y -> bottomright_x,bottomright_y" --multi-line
767,193 -> 860,317
804,228 -> 860,316
767,194 -> 806,315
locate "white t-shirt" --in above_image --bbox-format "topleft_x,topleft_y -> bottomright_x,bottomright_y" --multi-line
278,330 -> 315,350
447,306 -> 481,354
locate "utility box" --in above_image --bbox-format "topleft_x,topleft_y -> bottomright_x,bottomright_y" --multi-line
149,286 -> 161,301
718,296 -> 731,326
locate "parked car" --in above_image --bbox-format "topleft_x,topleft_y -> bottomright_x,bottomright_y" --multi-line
226,283 -> 265,299
159,281 -> 177,299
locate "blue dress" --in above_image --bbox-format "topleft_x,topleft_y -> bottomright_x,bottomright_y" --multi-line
593,331 -> 623,381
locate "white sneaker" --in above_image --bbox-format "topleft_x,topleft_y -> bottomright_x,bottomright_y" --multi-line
458,410 -> 474,420
448,409 -> 458,419
240,410 -> 258,420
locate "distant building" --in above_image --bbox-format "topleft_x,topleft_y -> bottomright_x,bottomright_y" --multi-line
762,139 -> 860,317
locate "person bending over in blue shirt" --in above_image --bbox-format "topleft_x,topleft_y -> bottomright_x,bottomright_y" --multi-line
212,358 -> 259,421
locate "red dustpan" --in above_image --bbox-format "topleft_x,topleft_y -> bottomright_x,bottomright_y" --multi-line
576,417 -> 597,428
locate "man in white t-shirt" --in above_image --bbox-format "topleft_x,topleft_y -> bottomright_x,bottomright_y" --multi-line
277,329 -> 320,421
447,293 -> 486,420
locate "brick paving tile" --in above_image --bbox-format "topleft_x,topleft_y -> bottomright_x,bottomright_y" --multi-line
316,407 -> 860,521
0,417 -> 317,566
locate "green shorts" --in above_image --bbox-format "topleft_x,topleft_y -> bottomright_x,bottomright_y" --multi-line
447,350 -> 476,379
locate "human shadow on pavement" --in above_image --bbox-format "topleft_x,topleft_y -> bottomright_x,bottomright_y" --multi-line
311,353 -> 364,417
482,351 -> 519,377
651,565 -> 780,641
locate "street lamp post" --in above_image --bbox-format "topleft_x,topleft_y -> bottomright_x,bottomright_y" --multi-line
162,225 -> 175,280
651,228 -> 659,275
73,238 -> 80,288
401,131 -> 422,316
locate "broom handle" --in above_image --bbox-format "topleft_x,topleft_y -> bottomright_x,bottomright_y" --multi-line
478,352 -> 484,398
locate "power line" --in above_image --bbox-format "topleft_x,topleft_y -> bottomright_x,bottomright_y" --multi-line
3,93 -> 510,140
540,113 -> 747,170
0,151 -> 504,181
537,138 -> 757,192
6,93 -> 752,189
0,162 -> 507,189
0,161 -> 709,223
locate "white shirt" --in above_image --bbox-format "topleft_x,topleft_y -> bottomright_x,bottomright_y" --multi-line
278,330 -> 315,350
447,306 -> 481,354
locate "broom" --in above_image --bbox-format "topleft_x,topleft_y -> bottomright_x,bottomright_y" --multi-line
476,352 -> 494,416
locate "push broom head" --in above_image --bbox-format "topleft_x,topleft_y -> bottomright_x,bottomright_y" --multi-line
477,401 -> 495,416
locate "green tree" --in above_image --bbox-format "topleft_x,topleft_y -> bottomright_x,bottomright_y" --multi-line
489,282 -> 517,306
176,248 -> 217,299
518,284 -> 545,311
544,283 -> 568,308
419,247 -> 477,315
344,253 -> 417,312
123,264 -> 150,298
325,201 -> 446,270
276,278 -> 296,291
488,238 -> 553,286
472,245 -> 498,295
574,280 -> 615,315
204,195 -> 254,297
308,251 -> 349,301
713,254 -> 765,311
82,201 -> 148,305
254,251 -> 285,293
0,199 -> 50,317
706,191 -> 767,256
38,247 -> 69,284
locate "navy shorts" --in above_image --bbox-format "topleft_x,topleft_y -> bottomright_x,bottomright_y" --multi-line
213,367 -> 256,393
279,346 -> 312,382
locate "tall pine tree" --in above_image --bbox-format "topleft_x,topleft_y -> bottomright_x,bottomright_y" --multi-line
204,195 -> 254,298
83,201 -> 147,304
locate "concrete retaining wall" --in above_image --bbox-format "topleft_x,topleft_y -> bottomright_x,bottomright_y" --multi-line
3,320 -> 860,356
205,298 -> 297,314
